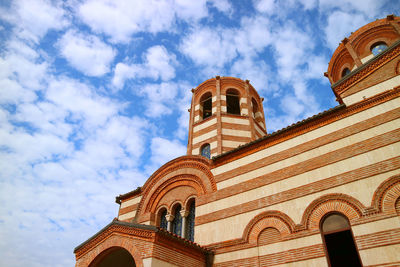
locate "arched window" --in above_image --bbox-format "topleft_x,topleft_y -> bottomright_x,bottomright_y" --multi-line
158,208 -> 167,230
226,89 -> 240,115
186,199 -> 196,241
200,143 -> 211,159
371,42 -> 388,56
341,68 -> 351,78
172,204 -> 182,236
251,98 -> 259,119
200,92 -> 212,119
321,213 -> 362,267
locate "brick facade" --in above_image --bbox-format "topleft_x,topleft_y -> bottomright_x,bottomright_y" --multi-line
75,16 -> 400,267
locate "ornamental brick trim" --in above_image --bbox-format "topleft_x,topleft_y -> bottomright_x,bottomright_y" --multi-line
145,174 -> 206,213
333,43 -> 400,96
300,193 -> 365,231
133,156 -> 216,219
75,223 -> 154,263
371,174 -> 400,214
243,210 -> 295,245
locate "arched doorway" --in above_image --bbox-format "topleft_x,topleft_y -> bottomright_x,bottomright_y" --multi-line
89,247 -> 136,267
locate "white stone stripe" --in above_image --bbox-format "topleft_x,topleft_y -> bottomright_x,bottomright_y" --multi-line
194,104 -> 200,111
255,123 -> 265,136
221,117 -> 250,125
352,217 -> 399,236
198,143 -> 400,216
222,128 -> 251,138
211,98 -> 400,176
215,118 -> 400,190
343,75 -> 400,105
193,118 -> 217,132
121,196 -> 141,208
359,244 -> 400,266
214,234 -> 321,263
118,211 -> 136,221
192,129 -> 217,144
222,140 -> 244,148
271,257 -> 327,267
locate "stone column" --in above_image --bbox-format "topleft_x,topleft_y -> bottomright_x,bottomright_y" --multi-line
180,209 -> 190,239
166,214 -> 174,232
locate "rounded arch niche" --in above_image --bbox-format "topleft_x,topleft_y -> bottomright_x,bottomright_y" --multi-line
89,247 -> 137,267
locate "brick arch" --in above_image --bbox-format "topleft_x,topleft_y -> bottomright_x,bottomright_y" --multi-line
301,193 -> 365,230
371,174 -> 400,214
136,156 -> 216,220
395,59 -> 400,75
85,235 -> 143,267
243,210 -> 295,245
148,174 -> 205,214
184,195 -> 197,210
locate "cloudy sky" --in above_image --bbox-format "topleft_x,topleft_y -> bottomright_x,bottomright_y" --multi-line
0,0 -> 398,266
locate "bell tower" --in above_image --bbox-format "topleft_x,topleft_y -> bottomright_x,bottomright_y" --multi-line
187,76 -> 267,158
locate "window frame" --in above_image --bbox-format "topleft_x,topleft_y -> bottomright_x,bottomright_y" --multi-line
320,212 -> 363,267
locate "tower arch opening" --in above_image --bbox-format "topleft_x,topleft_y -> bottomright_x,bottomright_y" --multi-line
226,88 -> 240,115
200,92 -> 212,120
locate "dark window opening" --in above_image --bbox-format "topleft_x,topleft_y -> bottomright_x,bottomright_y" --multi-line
172,205 -> 182,236
187,200 -> 196,241
226,89 -> 240,115
200,143 -> 211,159
324,230 -> 362,267
200,92 -> 212,119
321,213 -> 362,267
159,209 -> 167,230
342,68 -> 351,78
251,98 -> 259,118
371,42 -> 388,56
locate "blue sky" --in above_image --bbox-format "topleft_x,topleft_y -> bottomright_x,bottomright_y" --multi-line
0,0 -> 398,266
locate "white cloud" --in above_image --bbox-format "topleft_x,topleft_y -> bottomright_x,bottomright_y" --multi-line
0,0 -> 68,43
57,30 -> 116,76
180,26 -> 237,74
112,45 -> 176,89
319,0 -> 385,17
324,11 -> 368,50
208,0 -> 233,15
139,82 -> 179,118
146,137 -> 186,173
78,0 -> 210,43
254,0 -> 276,14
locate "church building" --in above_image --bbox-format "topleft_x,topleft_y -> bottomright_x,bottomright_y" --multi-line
74,15 -> 400,266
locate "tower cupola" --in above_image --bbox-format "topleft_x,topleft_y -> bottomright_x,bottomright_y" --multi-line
187,76 -> 267,158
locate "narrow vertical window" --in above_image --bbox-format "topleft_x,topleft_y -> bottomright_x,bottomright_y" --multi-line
200,92 -> 212,119
226,89 -> 240,115
187,200 -> 196,241
200,143 -> 211,159
251,98 -> 259,119
321,213 -> 362,267
159,208 -> 167,230
172,204 -> 182,236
